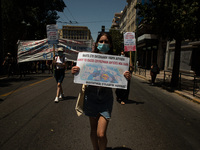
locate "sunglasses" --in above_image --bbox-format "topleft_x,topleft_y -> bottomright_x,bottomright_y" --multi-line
99,40 -> 109,44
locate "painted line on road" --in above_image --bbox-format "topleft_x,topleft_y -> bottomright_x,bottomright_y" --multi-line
0,77 -> 53,97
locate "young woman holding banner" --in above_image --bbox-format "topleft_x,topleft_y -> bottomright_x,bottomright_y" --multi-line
71,32 -> 131,150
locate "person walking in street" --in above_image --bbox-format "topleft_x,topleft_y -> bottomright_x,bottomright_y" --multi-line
115,51 -> 133,105
53,47 -> 67,103
71,32 -> 131,150
2,52 -> 14,77
150,62 -> 160,85
46,60 -> 53,74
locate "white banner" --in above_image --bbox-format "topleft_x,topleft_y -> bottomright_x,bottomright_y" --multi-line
74,52 -> 130,89
17,38 -> 92,63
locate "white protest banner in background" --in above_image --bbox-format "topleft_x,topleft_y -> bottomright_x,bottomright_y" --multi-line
17,38 -> 92,63
124,32 -> 136,52
46,24 -> 59,44
74,52 -> 130,89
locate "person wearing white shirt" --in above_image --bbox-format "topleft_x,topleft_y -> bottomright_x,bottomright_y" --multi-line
53,47 -> 67,103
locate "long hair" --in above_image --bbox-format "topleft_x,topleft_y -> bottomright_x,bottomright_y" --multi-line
93,32 -> 113,55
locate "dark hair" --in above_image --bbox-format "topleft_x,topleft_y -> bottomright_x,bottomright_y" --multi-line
94,32 -> 113,54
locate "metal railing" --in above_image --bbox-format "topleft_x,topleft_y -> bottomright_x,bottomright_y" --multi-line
164,70 -> 200,97
192,75 -> 200,96
135,67 -> 147,77
135,68 -> 200,97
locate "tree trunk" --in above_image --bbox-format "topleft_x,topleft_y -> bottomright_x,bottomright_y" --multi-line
0,0 -> 3,67
0,0 -> 5,76
171,38 -> 182,88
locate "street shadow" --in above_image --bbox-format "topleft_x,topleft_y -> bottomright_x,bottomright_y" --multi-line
0,73 -> 54,88
141,81 -> 175,93
62,96 -> 77,101
0,80 -> 12,87
126,99 -> 145,105
0,99 -> 4,104
116,99 -> 144,105
107,147 -> 132,150
140,81 -> 152,86
0,76 -> 36,87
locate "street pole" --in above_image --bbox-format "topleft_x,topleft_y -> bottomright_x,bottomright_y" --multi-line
134,50 -> 137,72
0,0 -> 3,68
53,44 -> 55,76
130,51 -> 133,72
135,21 -> 139,73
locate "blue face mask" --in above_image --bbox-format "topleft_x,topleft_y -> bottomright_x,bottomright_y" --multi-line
97,43 -> 110,53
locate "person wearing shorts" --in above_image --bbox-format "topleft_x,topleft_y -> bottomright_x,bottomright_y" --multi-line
72,32 -> 131,150
53,47 -> 67,103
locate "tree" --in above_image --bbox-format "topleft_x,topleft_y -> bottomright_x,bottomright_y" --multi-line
0,0 -> 3,66
109,29 -> 123,55
135,0 -> 200,88
1,0 -> 66,59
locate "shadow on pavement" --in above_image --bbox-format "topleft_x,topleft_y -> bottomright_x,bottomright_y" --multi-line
116,99 -> 145,105
107,147 -> 132,150
0,76 -> 36,87
141,81 -> 175,93
0,74 -> 53,87
62,96 -> 77,101
126,99 -> 145,105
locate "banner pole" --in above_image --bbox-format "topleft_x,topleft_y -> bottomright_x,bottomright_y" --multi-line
134,50 -> 137,73
53,44 -> 55,76
130,51 -> 133,72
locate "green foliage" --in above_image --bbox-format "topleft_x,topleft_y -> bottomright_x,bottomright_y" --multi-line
1,0 -> 66,57
109,29 -> 123,55
135,0 -> 200,40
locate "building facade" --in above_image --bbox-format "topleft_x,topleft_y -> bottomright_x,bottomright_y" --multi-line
166,40 -> 200,75
118,0 -> 166,69
111,12 -> 122,29
116,0 -> 137,33
58,25 -> 92,40
126,0 -> 137,32
112,0 -> 200,73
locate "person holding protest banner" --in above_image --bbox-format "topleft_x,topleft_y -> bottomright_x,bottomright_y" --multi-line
71,32 -> 131,150
53,47 -> 67,103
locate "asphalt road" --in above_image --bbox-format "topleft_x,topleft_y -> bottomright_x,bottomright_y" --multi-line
0,71 -> 200,150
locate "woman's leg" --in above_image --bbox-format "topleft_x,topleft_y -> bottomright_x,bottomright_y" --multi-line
59,70 -> 64,96
60,83 -> 63,95
97,116 -> 109,150
56,82 -> 61,97
89,115 -> 109,150
89,117 -> 99,150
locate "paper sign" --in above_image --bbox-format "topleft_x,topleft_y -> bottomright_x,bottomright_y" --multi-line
74,52 -> 130,89
46,24 -> 59,44
124,32 -> 136,52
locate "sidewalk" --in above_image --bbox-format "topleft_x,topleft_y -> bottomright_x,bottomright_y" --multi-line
133,70 -> 200,104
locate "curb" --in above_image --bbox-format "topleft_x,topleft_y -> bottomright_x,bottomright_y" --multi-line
174,90 -> 200,104
133,73 -> 200,104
